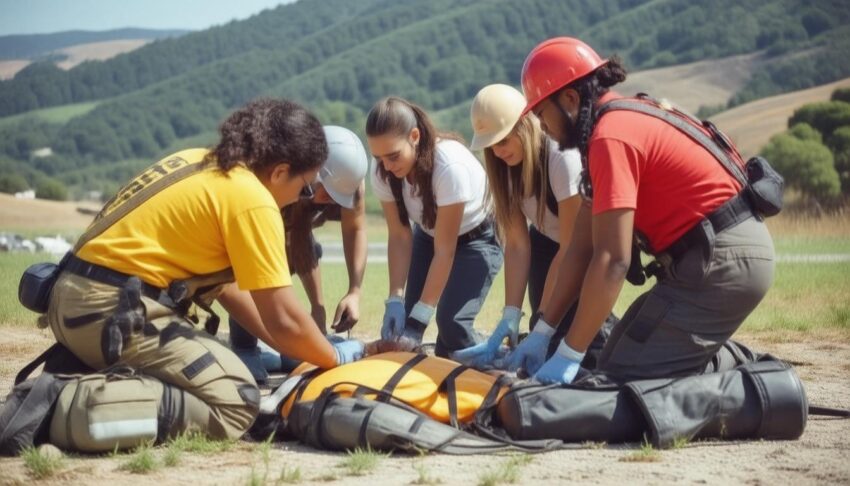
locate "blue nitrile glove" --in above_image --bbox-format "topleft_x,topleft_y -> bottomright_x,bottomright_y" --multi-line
400,301 -> 435,344
534,340 -> 585,385
332,339 -> 365,365
505,316 -> 556,375
381,296 -> 406,340
452,306 -> 522,367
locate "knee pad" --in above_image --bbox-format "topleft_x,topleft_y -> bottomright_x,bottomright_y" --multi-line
49,374 -> 162,452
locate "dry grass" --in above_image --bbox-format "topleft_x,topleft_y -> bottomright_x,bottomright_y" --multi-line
712,77 -> 850,158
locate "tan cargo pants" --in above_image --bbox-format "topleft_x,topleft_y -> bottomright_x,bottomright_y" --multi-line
45,272 -> 258,451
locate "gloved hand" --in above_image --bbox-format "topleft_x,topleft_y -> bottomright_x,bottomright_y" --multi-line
505,316 -> 556,375
332,339 -> 365,365
452,306 -> 522,368
534,340 -> 585,385
400,301 -> 435,344
380,296 -> 406,340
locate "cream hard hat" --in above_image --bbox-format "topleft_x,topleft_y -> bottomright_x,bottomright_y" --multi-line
469,84 -> 527,151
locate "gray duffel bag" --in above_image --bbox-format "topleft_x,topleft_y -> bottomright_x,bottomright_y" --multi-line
497,358 -> 808,448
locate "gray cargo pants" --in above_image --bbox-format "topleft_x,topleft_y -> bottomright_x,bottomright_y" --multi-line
597,217 -> 775,381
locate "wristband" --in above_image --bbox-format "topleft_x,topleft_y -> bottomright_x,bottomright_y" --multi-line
531,317 -> 556,337
555,339 -> 586,362
409,301 -> 436,325
502,306 -> 523,321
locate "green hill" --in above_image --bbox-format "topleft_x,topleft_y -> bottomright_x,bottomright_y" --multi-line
0,0 -> 848,200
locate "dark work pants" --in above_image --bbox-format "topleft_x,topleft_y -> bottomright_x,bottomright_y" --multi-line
527,226 -> 614,368
597,217 -> 775,381
405,224 -> 503,357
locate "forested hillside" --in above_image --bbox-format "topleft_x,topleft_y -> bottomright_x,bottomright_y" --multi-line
0,0 -> 848,200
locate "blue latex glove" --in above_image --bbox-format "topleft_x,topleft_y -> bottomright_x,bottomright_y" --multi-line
534,340 -> 585,385
381,296 -> 406,340
332,339 -> 365,365
400,301 -> 435,344
452,306 -> 522,367
505,317 -> 556,375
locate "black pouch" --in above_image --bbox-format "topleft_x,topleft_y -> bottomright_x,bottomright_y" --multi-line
745,156 -> 784,218
17,253 -> 70,314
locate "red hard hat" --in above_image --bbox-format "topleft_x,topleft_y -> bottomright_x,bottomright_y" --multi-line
521,37 -> 608,115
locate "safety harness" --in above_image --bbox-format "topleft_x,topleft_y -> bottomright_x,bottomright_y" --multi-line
589,94 -> 783,284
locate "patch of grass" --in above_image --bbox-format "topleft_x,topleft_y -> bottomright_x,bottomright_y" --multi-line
339,446 -> 385,476
168,431 -> 235,454
411,462 -> 441,485
670,436 -> 690,450
0,101 -> 100,128
314,472 -> 339,482
476,455 -> 533,486
120,442 -> 160,474
277,465 -> 302,484
619,441 -> 662,463
21,445 -> 65,479
163,442 -> 182,467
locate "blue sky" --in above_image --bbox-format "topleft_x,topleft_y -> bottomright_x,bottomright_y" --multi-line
0,0 -> 297,36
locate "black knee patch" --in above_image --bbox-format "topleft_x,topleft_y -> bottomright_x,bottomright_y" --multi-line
159,321 -> 195,347
238,384 -> 260,412
182,352 -> 216,380
63,311 -> 106,329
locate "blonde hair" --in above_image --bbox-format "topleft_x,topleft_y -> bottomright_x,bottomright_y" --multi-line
483,114 -> 551,239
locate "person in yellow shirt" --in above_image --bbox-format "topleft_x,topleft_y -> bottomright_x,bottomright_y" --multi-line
41,98 -> 364,453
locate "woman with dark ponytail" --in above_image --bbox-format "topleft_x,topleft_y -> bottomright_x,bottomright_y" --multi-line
511,37 -> 775,386
366,96 -> 502,357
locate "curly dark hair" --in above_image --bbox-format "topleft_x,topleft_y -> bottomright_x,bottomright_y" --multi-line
205,98 -> 328,176
366,97 -> 460,229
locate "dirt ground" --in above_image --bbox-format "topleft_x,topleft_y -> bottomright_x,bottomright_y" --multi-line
0,326 -> 847,486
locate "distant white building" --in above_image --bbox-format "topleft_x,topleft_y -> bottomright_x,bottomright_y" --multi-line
31,147 -> 53,158
14,189 -> 35,199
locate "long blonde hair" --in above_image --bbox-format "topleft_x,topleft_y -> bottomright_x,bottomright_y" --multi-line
483,114 -> 551,239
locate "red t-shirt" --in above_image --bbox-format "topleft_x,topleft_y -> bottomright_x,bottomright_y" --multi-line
588,92 -> 742,252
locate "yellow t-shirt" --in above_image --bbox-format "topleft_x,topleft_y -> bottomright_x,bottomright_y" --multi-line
77,148 -> 292,291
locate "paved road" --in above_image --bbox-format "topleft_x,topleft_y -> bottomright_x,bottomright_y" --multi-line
317,242 -> 850,264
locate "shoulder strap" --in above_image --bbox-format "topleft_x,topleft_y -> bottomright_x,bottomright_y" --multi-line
595,97 -> 748,186
74,158 -> 206,253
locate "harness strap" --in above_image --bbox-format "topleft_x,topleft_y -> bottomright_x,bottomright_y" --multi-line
74,161 -> 205,253
596,97 -> 748,186
377,353 -> 428,402
439,365 -> 470,429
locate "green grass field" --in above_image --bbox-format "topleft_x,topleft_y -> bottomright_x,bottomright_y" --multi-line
0,101 -> 100,128
2,240 -> 848,340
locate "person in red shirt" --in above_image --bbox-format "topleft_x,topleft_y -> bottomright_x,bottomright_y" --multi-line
507,37 -> 775,384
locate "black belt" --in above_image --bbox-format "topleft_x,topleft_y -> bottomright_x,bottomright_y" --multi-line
659,192 -> 754,262
64,254 -> 179,308
457,219 -> 493,245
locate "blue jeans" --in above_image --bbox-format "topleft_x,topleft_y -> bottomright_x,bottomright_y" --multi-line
528,226 -> 615,368
405,223 -> 503,357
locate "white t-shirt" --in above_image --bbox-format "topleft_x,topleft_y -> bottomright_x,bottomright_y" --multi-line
519,141 -> 582,242
371,139 -> 488,237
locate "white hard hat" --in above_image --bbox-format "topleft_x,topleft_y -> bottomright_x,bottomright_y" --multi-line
319,125 -> 368,209
469,84 -> 527,151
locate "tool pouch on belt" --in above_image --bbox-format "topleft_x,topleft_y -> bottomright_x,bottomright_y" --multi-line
744,156 -> 784,218
18,252 -> 71,314
102,277 -> 146,366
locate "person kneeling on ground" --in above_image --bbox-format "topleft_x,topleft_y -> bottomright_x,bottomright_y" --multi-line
40,98 -> 364,452
452,83 -> 615,371
510,38 -> 775,384
228,125 -> 369,383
